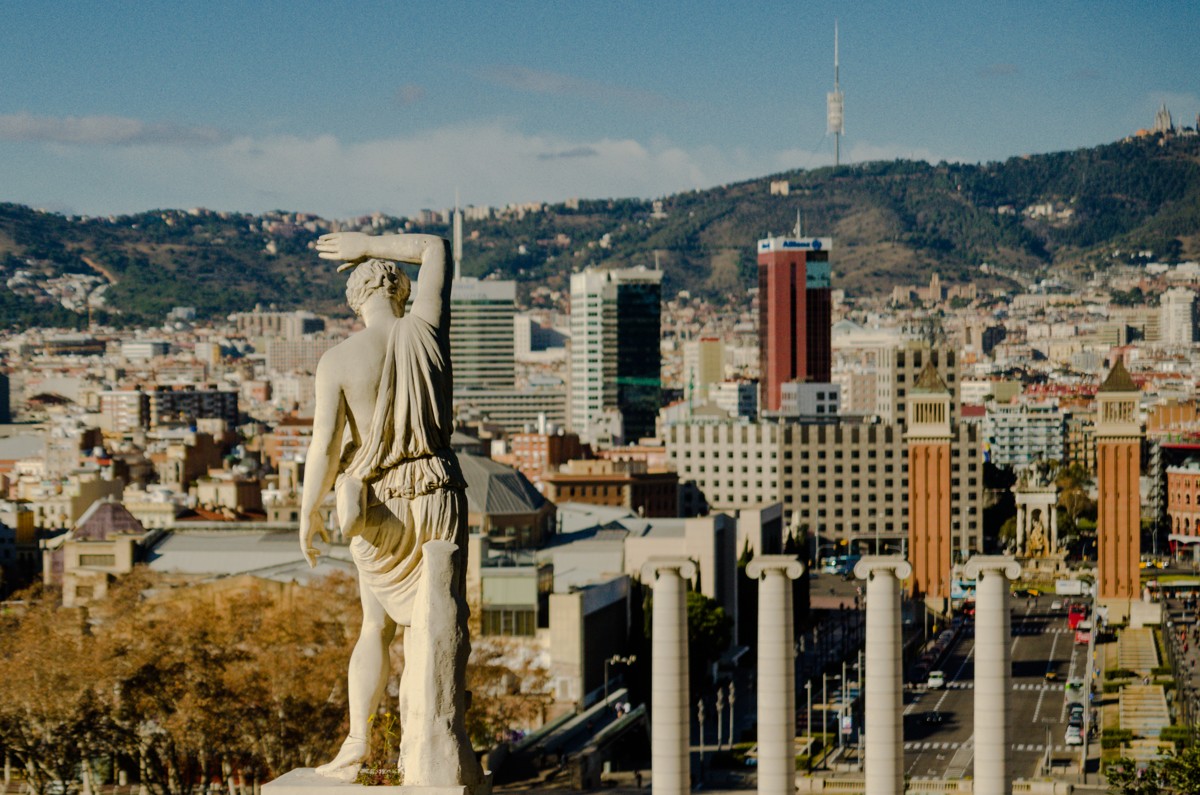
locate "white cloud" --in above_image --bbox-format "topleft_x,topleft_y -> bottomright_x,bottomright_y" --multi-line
22,121 -> 784,216
476,65 -> 678,110
6,116 -> 967,217
978,63 -> 1019,78
0,112 -> 227,146
394,84 -> 425,107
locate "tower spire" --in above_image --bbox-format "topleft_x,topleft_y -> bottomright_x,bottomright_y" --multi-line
826,20 -> 845,167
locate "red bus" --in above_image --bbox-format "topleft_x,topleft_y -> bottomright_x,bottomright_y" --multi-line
1068,604 -> 1087,630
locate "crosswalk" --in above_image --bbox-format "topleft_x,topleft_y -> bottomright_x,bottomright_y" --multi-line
931,681 -> 1063,691
904,741 -> 1071,752
1011,626 -> 1072,636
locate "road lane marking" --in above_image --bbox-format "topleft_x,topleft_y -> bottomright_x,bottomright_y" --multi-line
1032,626 -> 1064,723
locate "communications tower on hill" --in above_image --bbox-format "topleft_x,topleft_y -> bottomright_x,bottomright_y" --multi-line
827,20 -> 845,167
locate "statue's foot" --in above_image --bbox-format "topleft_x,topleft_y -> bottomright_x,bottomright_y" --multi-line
315,736 -> 368,782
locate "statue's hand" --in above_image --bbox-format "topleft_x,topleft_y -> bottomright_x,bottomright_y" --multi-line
300,515 -> 331,568
316,232 -> 371,271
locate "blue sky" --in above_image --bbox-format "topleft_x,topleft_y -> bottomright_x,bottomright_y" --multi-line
2,1 -> 1197,218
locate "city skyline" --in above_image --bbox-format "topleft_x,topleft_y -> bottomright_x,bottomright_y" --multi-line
1,1 -> 1197,219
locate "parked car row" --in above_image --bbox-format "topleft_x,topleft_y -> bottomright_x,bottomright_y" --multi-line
911,623 -> 964,685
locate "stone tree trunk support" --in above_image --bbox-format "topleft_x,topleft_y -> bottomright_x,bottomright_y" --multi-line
643,558 -> 697,795
853,556 -> 912,795
745,555 -> 805,795
963,556 -> 1020,795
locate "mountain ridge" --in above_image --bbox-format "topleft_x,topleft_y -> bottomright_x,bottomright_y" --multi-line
3,134 -> 1199,328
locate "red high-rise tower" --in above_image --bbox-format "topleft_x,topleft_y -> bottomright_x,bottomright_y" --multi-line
757,235 -> 832,413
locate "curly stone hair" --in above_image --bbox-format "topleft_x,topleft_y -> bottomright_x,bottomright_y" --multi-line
345,258 -> 411,317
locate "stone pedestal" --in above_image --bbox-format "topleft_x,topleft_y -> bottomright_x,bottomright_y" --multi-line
263,769 -> 491,795
745,556 -> 804,795
963,556 -> 1020,795
643,558 -> 697,795
853,556 -> 911,795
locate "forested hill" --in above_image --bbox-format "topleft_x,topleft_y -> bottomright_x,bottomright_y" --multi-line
3,134 -> 1200,327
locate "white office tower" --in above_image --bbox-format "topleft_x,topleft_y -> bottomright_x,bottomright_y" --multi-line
1161,287 -> 1197,345
451,278 -> 516,389
569,267 -> 663,445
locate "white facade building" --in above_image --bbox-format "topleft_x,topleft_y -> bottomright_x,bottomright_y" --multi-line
983,401 -> 1067,468
712,381 -> 758,420
774,382 -> 840,419
450,277 -> 516,389
121,340 -> 170,361
664,419 -> 983,556
1161,287 -> 1197,345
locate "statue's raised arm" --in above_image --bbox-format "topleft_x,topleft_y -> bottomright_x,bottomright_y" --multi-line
316,232 -> 452,332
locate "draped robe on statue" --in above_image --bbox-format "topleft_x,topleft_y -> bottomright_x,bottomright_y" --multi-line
335,313 -> 467,626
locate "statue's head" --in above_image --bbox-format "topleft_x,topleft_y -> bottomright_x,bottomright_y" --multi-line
345,258 -> 411,317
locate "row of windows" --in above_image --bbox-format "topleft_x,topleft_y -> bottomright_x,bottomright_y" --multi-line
552,485 -> 623,498
682,463 -> 978,486
481,607 -> 536,637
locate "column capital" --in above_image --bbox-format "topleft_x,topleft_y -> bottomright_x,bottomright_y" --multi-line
746,555 -> 804,580
641,556 -> 697,582
962,555 -> 1021,581
853,555 -> 912,582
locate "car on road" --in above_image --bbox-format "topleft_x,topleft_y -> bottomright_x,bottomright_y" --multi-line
1044,669 -> 1060,682
923,710 -> 946,725
927,670 -> 946,690
1050,600 -> 1064,610
1065,725 -> 1083,746
1068,702 -> 1085,721
1066,678 -> 1085,695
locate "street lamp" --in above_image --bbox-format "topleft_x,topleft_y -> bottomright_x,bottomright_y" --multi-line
805,680 -> 812,747
604,654 -> 636,711
728,681 -> 736,747
716,687 -> 725,750
839,659 -> 848,750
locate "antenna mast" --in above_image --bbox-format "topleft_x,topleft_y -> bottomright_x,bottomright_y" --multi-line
826,20 -> 844,167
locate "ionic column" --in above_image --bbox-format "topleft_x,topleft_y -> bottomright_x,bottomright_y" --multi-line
963,556 -> 1021,795
853,556 -> 912,795
746,555 -> 805,795
643,558 -> 697,795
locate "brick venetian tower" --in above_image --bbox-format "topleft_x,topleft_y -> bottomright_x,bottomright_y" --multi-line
906,363 -> 954,603
1096,358 -> 1142,617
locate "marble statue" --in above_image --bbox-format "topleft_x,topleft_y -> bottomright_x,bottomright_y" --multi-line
298,232 -> 484,789
1026,515 -> 1048,558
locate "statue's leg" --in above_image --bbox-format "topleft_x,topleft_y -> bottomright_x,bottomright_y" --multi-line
396,491 -> 484,788
316,577 -> 397,780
